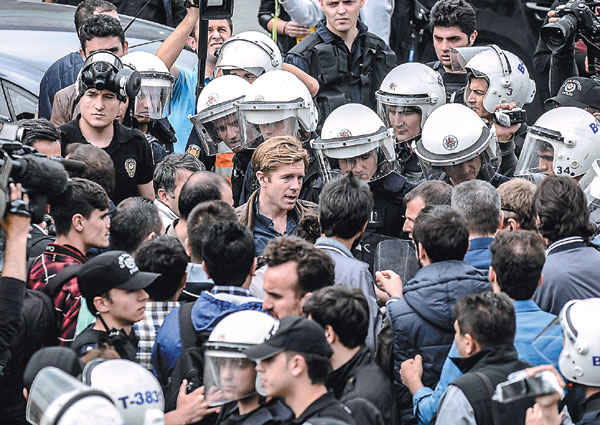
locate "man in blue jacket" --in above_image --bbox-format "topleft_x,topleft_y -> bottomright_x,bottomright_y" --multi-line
152,220 -> 263,389
375,205 -> 489,423
401,230 -> 563,425
38,0 -> 119,119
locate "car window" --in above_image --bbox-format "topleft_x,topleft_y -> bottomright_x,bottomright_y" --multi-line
3,80 -> 36,120
0,82 -> 11,121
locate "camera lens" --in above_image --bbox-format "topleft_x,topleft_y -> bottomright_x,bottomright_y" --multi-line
541,14 -> 578,51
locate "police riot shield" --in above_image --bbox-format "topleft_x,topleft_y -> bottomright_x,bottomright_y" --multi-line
374,239 -> 420,284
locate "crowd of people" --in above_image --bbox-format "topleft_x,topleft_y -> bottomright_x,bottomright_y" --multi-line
1,0 -> 600,424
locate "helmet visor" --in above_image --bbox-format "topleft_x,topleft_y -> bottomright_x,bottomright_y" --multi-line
134,78 -> 172,119
314,145 -> 398,183
532,316 -> 564,368
449,46 -> 493,73
238,114 -> 299,149
203,352 -> 257,406
191,110 -> 246,155
378,104 -> 423,143
514,126 -> 559,180
580,159 -> 600,226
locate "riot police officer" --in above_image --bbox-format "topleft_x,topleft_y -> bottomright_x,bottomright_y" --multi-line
187,75 -> 258,205
415,103 -> 509,188
236,70 -> 321,204
454,45 -> 536,174
312,103 -> 414,267
376,63 -> 446,183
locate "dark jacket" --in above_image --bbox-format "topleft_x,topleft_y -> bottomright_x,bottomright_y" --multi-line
436,344 -> 534,425
386,260 -> 490,419
286,20 -> 396,128
326,346 -> 396,425
216,398 -> 292,425
290,391 -> 356,424
38,52 -> 83,120
579,392 -> 600,425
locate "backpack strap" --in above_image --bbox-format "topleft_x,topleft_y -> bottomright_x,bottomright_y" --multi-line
473,371 -> 501,425
42,265 -> 81,298
178,301 -> 198,351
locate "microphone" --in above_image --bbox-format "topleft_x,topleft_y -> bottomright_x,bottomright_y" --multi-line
11,154 -> 70,196
57,158 -> 86,173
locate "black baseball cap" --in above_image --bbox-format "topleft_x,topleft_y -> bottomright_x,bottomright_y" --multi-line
76,250 -> 159,300
23,347 -> 84,391
546,77 -> 600,110
243,316 -> 333,361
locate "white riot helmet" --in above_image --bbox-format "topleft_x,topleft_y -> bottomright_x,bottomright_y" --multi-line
121,52 -> 173,119
311,103 -> 397,183
203,310 -> 278,406
451,45 -> 536,113
26,367 -> 124,425
236,70 -> 318,148
82,359 -> 164,425
376,63 -> 446,143
189,75 -> 258,155
558,298 -> 600,386
215,31 -> 282,79
515,107 -> 600,180
415,103 -> 501,184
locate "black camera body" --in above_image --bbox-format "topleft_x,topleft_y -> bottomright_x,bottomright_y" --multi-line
178,0 -> 234,19
0,122 -> 72,223
541,0 -> 600,51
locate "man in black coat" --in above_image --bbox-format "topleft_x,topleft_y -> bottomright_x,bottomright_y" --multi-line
303,286 -> 395,425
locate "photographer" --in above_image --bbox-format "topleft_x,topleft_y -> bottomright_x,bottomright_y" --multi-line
0,184 -> 32,423
534,0 -> 597,96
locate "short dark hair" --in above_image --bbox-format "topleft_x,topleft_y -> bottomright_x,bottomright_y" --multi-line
17,118 -> 60,146
136,235 -> 188,301
451,180 -> 501,236
497,179 -> 538,231
534,176 -> 594,244
285,351 -> 331,385
153,153 -> 204,197
430,0 -> 477,37
109,197 -> 162,254
319,173 -> 373,239
191,18 -> 233,39
178,172 -> 223,220
264,236 -> 335,297
412,205 -> 469,262
202,221 -> 255,286
454,291 -> 516,348
78,14 -> 125,52
303,286 -> 369,349
68,144 -> 116,198
51,178 -> 110,236
187,200 -> 237,260
490,231 -> 545,300
405,180 -> 453,207
75,0 -> 117,32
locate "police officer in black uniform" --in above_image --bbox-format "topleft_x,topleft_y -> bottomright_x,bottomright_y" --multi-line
59,51 -> 155,204
285,0 -> 396,129
312,103 -> 413,268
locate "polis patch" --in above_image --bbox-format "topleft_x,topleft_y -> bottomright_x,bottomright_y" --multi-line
125,158 -> 137,178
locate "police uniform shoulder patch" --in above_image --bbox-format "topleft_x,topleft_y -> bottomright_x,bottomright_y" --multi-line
125,158 -> 137,178
443,135 -> 459,150
186,144 -> 201,158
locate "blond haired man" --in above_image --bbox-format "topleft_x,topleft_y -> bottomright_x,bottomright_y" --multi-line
237,136 -> 317,257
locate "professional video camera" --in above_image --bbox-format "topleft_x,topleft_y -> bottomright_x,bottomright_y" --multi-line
0,121 -> 77,223
541,0 -> 600,72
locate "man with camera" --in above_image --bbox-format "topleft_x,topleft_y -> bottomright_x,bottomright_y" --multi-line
59,50 -> 155,204
459,46 -> 536,176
